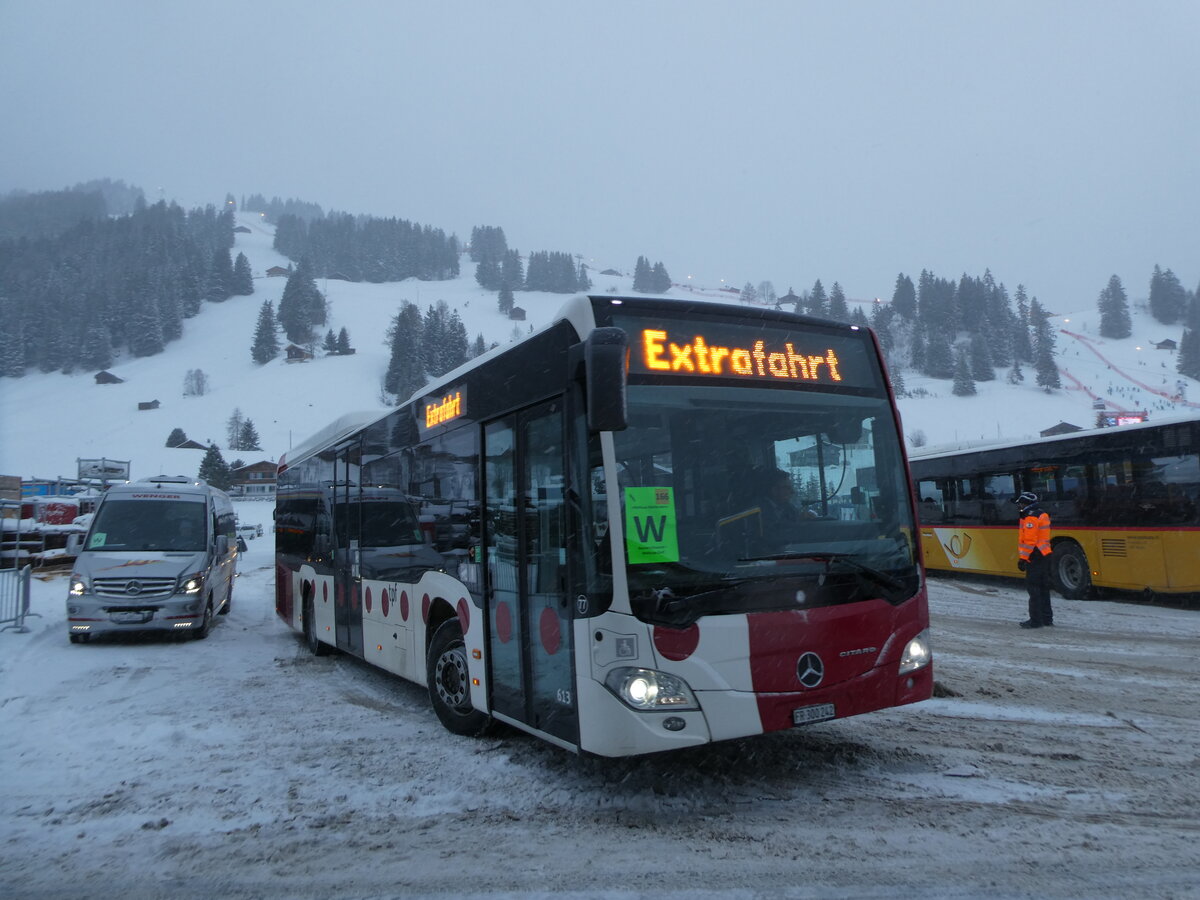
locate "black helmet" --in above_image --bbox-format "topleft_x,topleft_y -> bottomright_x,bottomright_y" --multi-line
1012,491 -> 1038,507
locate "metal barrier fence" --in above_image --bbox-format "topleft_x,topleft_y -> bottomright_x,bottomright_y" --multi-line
1,565 -> 33,633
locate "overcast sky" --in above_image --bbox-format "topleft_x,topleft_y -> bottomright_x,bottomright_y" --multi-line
2,0 -> 1197,307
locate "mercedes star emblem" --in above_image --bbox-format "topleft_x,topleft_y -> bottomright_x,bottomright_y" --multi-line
796,651 -> 824,688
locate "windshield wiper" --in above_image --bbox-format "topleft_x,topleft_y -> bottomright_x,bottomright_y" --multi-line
738,551 -> 907,595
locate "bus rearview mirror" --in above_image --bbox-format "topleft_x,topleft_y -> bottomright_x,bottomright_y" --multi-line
585,327 -> 628,432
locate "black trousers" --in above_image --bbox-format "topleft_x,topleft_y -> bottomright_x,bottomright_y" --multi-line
1026,551 -> 1053,625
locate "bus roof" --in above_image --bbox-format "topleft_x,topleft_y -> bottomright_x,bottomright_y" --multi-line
278,410 -> 386,473
908,411 -> 1199,463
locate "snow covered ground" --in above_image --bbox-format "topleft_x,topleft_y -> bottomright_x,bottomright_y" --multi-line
2,521 -> 1198,899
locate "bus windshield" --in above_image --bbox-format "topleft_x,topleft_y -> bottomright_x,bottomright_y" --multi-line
87,499 -> 208,552
612,383 -> 919,625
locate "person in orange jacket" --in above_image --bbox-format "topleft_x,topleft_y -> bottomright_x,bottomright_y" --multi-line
1013,491 -> 1053,628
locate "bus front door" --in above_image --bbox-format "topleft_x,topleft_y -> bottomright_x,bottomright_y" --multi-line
332,441 -> 364,657
484,401 -> 578,746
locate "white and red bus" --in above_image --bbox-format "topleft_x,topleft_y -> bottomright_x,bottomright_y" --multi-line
275,294 -> 931,756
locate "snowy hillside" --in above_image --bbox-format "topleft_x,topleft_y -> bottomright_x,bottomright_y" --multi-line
1,213 -> 1196,481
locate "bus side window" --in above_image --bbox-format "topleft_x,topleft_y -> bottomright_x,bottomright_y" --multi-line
916,480 -> 946,523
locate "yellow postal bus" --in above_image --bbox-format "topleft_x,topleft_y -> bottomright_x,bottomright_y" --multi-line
909,416 -> 1200,600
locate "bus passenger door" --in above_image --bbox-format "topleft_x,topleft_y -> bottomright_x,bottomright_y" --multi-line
333,441 -> 364,657
484,401 -> 578,746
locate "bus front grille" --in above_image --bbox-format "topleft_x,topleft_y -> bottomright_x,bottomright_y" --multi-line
93,577 -> 178,599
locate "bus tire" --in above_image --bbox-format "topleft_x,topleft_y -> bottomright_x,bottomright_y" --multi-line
427,619 -> 491,737
304,593 -> 332,656
1051,541 -> 1092,600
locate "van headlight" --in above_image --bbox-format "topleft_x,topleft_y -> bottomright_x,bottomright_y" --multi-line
898,628 -> 932,674
604,667 -> 698,711
180,573 -> 204,595
69,575 -> 88,596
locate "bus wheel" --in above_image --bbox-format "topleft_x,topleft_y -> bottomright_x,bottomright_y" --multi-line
304,594 -> 332,656
193,599 -> 214,640
427,620 -> 491,737
1052,542 -> 1092,600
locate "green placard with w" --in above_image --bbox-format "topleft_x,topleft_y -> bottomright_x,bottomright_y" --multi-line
624,486 -> 680,564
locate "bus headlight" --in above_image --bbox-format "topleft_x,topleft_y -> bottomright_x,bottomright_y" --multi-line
898,628 -> 932,674
180,573 -> 204,595
69,575 -> 88,596
604,667 -> 698,711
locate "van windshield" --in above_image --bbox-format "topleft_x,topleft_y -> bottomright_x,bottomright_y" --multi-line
86,499 -> 207,552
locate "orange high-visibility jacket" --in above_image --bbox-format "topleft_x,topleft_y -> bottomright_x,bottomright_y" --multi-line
1018,511 -> 1052,561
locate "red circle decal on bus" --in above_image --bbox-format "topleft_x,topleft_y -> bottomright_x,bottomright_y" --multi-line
421,594 -> 431,624
381,589 -> 390,618
364,586 -> 372,614
457,598 -> 470,634
540,607 -> 561,656
400,591 -> 409,622
322,581 -> 328,603
653,624 -> 700,661
496,601 -> 512,643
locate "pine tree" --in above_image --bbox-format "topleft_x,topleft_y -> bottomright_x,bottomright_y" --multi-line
498,283 -> 515,315
1012,284 -> 1034,362
232,252 -> 254,295
891,273 -> 916,319
226,408 -> 245,449
1030,298 -> 1061,391
238,419 -> 261,451
808,279 -> 828,317
471,333 -> 488,358
336,327 -> 351,354
952,347 -> 977,396
1098,274 -> 1132,339
323,329 -> 337,352
909,325 -> 926,372
828,282 -> 849,320
207,247 -> 234,302
969,332 -> 995,381
383,302 -> 426,401
198,445 -> 232,491
633,256 -> 652,292
924,330 -> 955,379
651,261 -> 672,293
166,427 -> 188,448
276,257 -> 324,344
251,300 -> 279,364
1006,358 -> 1025,384
1177,327 -> 1200,380
80,322 -> 113,371
1149,265 -> 1186,325
740,282 -> 758,305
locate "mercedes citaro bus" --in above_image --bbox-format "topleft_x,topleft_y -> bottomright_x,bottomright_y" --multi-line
275,294 -> 931,756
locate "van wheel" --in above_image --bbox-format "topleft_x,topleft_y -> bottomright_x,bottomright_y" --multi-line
304,594 -> 332,656
427,620 -> 491,737
69,633 -> 90,644
193,599 -> 214,640
1051,541 -> 1092,600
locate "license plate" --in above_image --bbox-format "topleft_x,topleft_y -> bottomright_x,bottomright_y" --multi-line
792,703 -> 835,726
111,611 -> 150,624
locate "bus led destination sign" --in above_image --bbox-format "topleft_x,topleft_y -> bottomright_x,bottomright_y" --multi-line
421,387 -> 466,431
622,320 -> 877,390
